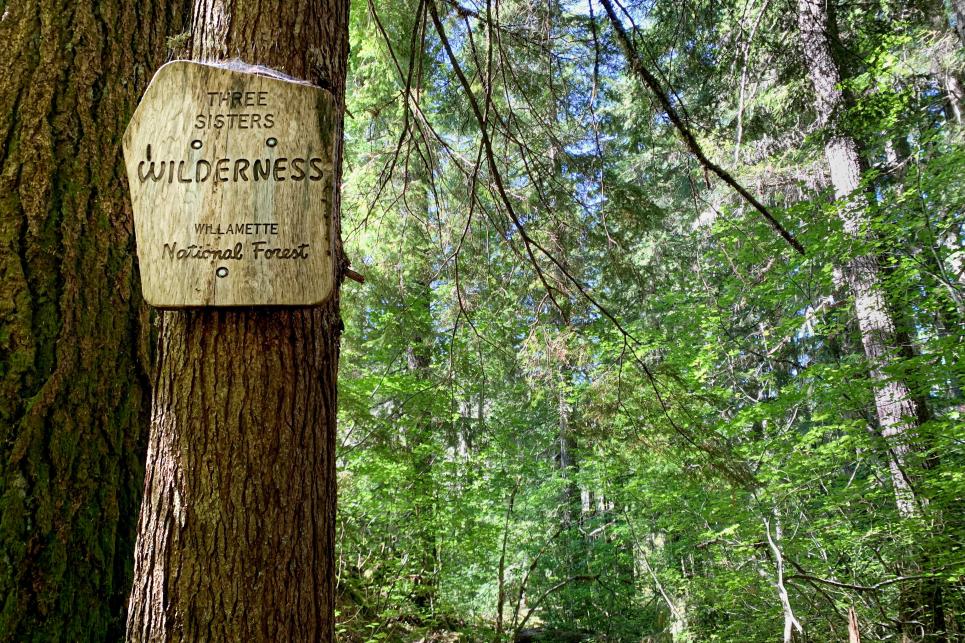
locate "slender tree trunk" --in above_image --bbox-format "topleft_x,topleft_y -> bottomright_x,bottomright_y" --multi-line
398,27 -> 442,613
926,0 -> 965,123
765,516 -> 803,643
848,606 -> 861,643
541,0 -> 582,535
125,1 -> 349,640
496,479 -> 520,637
541,2 -> 590,625
404,148 -> 439,617
948,0 -> 965,45
0,1 -> 188,639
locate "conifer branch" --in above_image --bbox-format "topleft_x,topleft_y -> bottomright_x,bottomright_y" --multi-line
597,0 -> 806,255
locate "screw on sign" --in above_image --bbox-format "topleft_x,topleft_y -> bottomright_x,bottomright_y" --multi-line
123,60 -> 338,307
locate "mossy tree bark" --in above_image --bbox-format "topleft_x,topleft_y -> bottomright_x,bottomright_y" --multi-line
125,1 -> 349,641
0,1 -> 188,640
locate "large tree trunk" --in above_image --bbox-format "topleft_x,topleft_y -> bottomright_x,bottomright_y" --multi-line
0,1 -> 188,639
798,0 -> 923,521
797,1 -> 943,639
125,1 -> 349,641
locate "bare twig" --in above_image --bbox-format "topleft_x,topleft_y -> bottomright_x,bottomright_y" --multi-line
785,572 -> 942,592
513,575 -> 599,636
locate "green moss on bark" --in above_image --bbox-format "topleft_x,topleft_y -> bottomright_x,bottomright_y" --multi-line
0,0 -> 189,640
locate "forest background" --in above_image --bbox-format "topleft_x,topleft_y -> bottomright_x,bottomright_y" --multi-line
0,0 -> 962,641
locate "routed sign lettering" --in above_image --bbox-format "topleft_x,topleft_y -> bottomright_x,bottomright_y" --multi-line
123,60 -> 336,307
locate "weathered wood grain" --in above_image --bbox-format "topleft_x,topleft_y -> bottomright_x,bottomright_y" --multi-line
123,60 -> 336,307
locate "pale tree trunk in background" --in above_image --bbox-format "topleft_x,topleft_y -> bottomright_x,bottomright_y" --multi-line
0,1 -> 188,639
849,606 -> 862,643
125,0 -> 349,640
765,515 -> 803,643
926,0 -> 965,123
948,0 -> 965,45
798,0 -> 945,639
404,85 -> 440,614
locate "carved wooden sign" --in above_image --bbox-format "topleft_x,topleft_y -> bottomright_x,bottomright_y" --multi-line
123,61 -> 336,307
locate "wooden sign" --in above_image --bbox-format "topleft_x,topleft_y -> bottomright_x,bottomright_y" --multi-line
123,61 -> 337,307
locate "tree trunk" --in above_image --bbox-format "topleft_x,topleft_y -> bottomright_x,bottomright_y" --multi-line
948,0 -> 965,46
797,0 -> 923,521
496,479 -> 520,637
541,1 -> 590,625
925,0 -> 965,123
797,0 -> 943,639
0,1 -> 188,639
125,1 -> 349,641
404,138 -> 439,617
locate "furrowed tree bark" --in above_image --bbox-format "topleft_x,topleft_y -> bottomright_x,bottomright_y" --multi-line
0,1 -> 188,639
797,0 -> 943,639
798,0 -> 924,521
125,1 -> 349,641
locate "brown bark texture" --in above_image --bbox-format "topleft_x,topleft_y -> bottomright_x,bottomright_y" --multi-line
125,0 -> 349,641
0,0 -> 188,640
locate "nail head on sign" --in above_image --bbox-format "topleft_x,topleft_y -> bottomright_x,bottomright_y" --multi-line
191,139 -> 203,149
216,266 -> 229,278
266,137 -> 278,147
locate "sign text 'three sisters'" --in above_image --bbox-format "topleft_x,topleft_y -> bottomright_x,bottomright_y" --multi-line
123,60 -> 337,307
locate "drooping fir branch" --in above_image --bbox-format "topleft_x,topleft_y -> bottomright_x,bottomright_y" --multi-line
597,0 -> 807,256
428,0 -> 759,490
